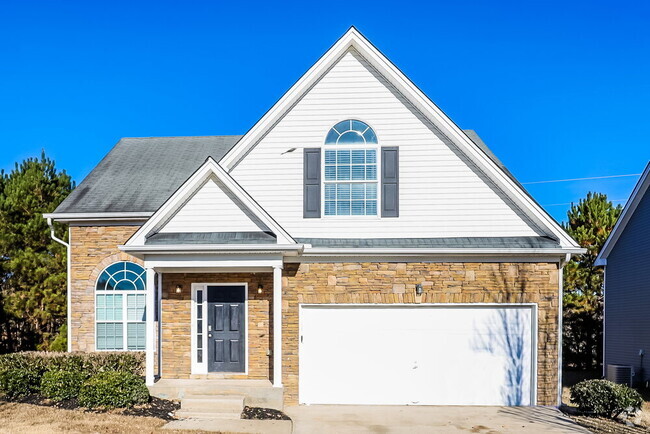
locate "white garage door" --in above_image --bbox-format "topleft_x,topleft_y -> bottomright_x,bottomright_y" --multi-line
299,305 -> 535,406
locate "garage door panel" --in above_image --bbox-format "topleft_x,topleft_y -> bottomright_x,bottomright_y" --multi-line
299,305 -> 534,406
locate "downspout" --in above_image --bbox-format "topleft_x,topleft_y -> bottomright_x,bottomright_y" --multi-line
47,218 -> 71,352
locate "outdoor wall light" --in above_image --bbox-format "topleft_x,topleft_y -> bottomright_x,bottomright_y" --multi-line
175,285 -> 182,294
258,284 -> 264,294
415,284 -> 423,295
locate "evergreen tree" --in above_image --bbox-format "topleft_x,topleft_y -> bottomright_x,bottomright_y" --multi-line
0,152 -> 73,352
562,192 -> 622,370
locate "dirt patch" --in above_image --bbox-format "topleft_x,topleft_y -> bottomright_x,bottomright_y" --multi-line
0,401 -> 205,434
4,395 -> 180,420
241,406 -> 291,420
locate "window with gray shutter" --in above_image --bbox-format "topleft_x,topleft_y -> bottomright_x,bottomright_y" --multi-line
303,148 -> 321,218
381,147 -> 399,217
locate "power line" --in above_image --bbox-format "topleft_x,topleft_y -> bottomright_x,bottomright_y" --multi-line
542,199 -> 628,207
522,173 -> 641,185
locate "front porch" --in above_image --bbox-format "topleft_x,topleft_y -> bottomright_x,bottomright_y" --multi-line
149,378 -> 284,410
140,256 -> 287,405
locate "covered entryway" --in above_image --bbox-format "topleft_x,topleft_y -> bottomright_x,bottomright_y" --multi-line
299,304 -> 536,406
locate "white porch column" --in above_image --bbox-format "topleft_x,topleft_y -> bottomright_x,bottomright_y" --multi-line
145,267 -> 155,386
273,265 -> 283,388
157,272 -> 163,378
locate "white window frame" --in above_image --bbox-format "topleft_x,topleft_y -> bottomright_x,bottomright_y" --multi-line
191,282 -> 249,375
321,119 -> 381,219
94,262 -> 147,352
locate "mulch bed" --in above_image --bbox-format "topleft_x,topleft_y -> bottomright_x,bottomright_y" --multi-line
567,414 -> 649,434
241,406 -> 291,420
0,395 -> 180,420
561,406 -> 649,434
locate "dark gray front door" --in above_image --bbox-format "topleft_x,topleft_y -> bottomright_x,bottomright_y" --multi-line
207,285 -> 246,372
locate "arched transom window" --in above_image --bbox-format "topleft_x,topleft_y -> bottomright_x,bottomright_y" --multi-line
323,120 -> 378,216
95,261 -> 146,351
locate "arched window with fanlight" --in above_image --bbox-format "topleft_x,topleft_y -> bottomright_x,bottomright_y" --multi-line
323,120 -> 378,216
95,261 -> 146,351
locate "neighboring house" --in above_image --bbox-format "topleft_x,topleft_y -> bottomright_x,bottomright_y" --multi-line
596,162 -> 650,386
45,28 -> 582,408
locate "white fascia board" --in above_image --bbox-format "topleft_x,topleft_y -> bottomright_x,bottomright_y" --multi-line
124,157 -> 297,246
43,212 -> 152,223
596,161 -> 650,264
219,27 -> 579,249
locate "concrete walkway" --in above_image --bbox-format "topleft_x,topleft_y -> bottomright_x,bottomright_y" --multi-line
284,405 -> 590,433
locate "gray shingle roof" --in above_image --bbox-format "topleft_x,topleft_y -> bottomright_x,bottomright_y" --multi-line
145,232 -> 277,245
295,236 -> 560,249
53,130 -> 542,226
54,136 -> 242,214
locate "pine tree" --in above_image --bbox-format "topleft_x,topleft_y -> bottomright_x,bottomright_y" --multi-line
562,192 -> 622,370
0,152 -> 73,352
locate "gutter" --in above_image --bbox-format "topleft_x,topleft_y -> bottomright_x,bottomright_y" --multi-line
47,218 -> 71,352
302,247 -> 587,256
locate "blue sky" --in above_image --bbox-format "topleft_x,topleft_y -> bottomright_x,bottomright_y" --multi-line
1,0 -> 648,222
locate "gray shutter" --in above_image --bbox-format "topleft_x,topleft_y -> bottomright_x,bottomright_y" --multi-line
303,148 -> 321,218
381,147 -> 399,217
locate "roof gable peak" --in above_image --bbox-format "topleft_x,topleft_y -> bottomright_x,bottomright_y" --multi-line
124,158 -> 296,247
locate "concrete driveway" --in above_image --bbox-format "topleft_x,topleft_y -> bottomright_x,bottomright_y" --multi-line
285,405 -> 590,433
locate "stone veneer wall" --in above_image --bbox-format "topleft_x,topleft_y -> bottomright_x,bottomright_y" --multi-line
160,273 -> 273,380
69,226 -> 560,406
69,225 -> 141,352
280,262 -> 560,406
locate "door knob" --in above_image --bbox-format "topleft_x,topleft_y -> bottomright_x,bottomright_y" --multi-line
208,333 -> 212,338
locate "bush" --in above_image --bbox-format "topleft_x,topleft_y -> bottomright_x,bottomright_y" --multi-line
0,352 -> 145,377
78,371 -> 149,408
0,352 -> 144,401
570,379 -> 643,418
40,370 -> 86,402
0,368 -> 41,399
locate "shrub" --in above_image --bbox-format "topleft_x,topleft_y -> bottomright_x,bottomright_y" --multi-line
0,352 -> 144,401
0,352 -> 144,377
570,379 -> 643,418
40,370 -> 86,402
78,371 -> 149,408
0,368 -> 41,399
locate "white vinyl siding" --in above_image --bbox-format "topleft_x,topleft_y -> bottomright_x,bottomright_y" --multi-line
160,177 -> 269,233
231,49 -> 542,238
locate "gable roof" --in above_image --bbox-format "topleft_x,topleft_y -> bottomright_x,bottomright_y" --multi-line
122,157 -> 297,250
218,27 -> 579,249
52,135 -> 241,216
595,161 -> 650,266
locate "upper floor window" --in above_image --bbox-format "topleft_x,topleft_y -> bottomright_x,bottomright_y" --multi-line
95,261 -> 146,351
323,120 -> 378,216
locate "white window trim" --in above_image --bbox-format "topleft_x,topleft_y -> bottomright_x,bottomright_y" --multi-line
191,282 -> 249,375
321,119 -> 381,219
94,262 -> 147,352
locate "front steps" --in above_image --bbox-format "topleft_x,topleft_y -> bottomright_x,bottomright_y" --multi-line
149,379 -> 284,411
174,394 -> 245,420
